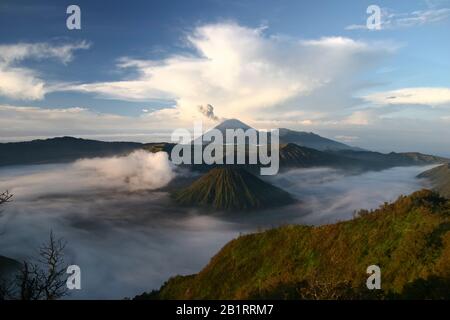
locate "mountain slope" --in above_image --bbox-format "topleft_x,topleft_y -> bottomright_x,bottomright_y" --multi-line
214,118 -> 253,132
197,119 -> 358,151
0,137 -> 143,167
0,255 -> 21,279
279,128 -> 359,151
192,118 -> 253,145
279,143 -> 448,171
279,143 -> 363,169
330,149 -> 448,170
418,164 -> 450,198
143,142 -> 447,174
174,167 -> 295,210
142,190 -> 450,299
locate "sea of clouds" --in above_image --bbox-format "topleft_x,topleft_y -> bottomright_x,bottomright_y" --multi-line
0,151 -> 434,298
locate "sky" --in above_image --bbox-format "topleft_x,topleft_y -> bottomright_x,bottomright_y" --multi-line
0,0 -> 449,156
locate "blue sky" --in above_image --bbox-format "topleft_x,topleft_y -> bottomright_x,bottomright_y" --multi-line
0,0 -> 449,155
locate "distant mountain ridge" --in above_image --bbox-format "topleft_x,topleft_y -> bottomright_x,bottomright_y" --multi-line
279,143 -> 361,169
0,119 -> 447,171
278,128 -> 362,151
0,137 -> 143,166
198,118 -> 360,151
418,164 -> 450,198
328,149 -> 448,170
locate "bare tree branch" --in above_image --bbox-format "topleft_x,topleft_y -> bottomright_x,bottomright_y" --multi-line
37,231 -> 68,300
0,277 -> 15,300
0,190 -> 13,206
2,231 -> 69,300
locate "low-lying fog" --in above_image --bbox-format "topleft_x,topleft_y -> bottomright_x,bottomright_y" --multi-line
0,151 -> 432,299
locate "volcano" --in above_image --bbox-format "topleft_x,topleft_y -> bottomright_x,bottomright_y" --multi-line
174,167 -> 295,211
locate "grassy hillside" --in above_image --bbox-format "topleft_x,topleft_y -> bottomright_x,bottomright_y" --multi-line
174,167 -> 295,211
418,164 -> 450,199
141,190 -> 450,299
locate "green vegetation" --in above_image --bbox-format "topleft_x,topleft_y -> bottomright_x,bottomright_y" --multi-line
141,190 -> 450,299
174,167 -> 295,211
418,164 -> 450,198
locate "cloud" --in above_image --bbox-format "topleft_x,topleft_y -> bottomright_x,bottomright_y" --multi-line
198,104 -> 219,121
1,150 -> 176,198
346,7 -> 450,31
0,67 -> 46,100
0,104 -> 188,141
61,23 -> 394,123
343,110 -> 373,125
426,0 -> 450,9
0,161 -> 430,298
0,42 -> 90,65
74,150 -> 175,191
363,87 -> 450,106
0,41 -> 90,100
393,8 -> 450,27
268,166 -> 432,224
334,135 -> 359,143
345,24 -> 369,31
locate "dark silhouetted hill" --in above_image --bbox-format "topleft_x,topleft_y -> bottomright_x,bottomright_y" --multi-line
0,137 -> 143,166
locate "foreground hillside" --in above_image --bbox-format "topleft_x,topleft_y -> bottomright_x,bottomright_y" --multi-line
418,164 -> 450,198
139,190 -> 450,299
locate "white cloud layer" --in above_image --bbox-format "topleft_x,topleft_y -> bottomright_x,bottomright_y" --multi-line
74,150 -> 175,192
0,41 -> 90,100
364,87 -> 450,106
0,104 -> 188,141
62,23 -> 394,123
346,7 -> 450,30
0,150 -> 175,198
